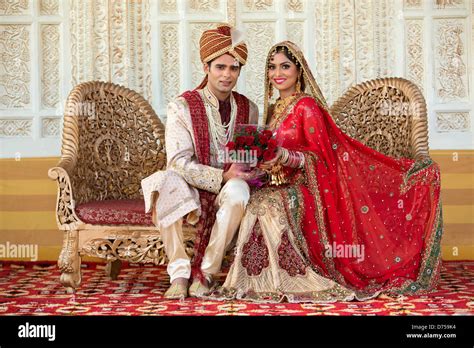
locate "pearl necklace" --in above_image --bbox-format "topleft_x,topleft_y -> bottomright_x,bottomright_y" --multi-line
204,97 -> 237,152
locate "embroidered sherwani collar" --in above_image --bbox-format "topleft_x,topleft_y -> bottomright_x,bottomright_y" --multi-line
202,86 -> 233,109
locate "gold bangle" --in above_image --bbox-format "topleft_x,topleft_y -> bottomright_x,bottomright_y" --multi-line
298,152 -> 305,168
279,147 -> 289,165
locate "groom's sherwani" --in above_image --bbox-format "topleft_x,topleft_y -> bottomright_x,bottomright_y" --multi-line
142,86 -> 258,281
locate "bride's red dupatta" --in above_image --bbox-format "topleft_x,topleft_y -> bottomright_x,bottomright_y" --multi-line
277,96 -> 442,296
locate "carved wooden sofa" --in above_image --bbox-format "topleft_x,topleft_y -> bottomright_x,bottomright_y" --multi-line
49,77 -> 429,292
330,77 -> 429,161
48,81 -> 171,293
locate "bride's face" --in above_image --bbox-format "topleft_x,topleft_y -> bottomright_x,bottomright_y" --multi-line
268,52 -> 298,97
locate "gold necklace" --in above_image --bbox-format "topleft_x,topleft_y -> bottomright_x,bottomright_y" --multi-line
265,93 -> 303,186
269,93 -> 301,129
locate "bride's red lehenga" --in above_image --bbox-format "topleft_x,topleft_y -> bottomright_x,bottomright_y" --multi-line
218,41 -> 442,302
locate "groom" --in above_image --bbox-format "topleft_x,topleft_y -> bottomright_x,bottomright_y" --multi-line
142,23 -> 259,299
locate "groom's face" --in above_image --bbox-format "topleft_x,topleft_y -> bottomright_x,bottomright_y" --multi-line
204,54 -> 241,98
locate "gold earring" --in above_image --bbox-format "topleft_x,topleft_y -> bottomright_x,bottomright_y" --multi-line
269,82 -> 273,99
296,71 -> 303,93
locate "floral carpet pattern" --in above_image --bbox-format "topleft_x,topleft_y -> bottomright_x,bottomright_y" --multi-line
0,261 -> 473,316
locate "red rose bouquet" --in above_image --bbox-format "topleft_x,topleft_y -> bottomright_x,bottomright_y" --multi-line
225,124 -> 278,167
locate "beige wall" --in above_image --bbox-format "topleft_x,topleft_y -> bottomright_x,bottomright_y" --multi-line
0,151 -> 472,261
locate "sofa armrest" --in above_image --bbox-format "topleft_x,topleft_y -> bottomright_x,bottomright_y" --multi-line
48,159 -> 83,231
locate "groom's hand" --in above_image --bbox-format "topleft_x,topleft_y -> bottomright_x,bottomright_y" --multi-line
245,167 -> 267,181
222,163 -> 250,183
223,163 -> 265,183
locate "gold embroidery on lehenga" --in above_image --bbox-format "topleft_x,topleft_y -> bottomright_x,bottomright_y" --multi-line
277,229 -> 308,277
280,187 -> 310,263
248,187 -> 286,220
303,154 -> 327,237
241,221 -> 269,276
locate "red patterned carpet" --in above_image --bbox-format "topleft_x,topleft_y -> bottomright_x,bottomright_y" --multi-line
0,261 -> 473,316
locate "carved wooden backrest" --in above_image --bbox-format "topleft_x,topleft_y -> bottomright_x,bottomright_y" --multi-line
61,81 -> 166,204
330,77 -> 429,160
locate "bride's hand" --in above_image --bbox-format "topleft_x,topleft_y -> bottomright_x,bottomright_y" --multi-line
259,147 -> 282,170
244,167 -> 267,182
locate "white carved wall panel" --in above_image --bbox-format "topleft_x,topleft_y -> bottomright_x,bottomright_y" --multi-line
69,0 -> 152,100
40,0 -> 59,15
0,24 -> 31,109
188,0 -> 221,12
436,111 -> 471,131
42,116 -> 61,137
313,0 -> 397,104
41,24 -> 60,109
434,18 -> 469,103
404,0 -> 423,10
242,21 -> 275,106
0,0 -> 30,15
0,0 -> 472,157
243,0 -> 274,12
405,19 -> 425,93
0,119 -> 32,137
436,0 -> 466,9
375,1 -> 396,77
286,0 -> 303,12
160,23 -> 180,106
286,21 -> 304,51
159,0 -> 177,13
404,0 -> 473,149
355,0 -> 376,83
339,0 -> 357,94
0,0 -> 68,157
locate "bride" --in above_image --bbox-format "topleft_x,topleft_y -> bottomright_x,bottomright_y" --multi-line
214,41 -> 443,302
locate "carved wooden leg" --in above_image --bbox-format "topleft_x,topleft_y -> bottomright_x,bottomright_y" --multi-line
105,259 -> 122,280
58,230 -> 82,293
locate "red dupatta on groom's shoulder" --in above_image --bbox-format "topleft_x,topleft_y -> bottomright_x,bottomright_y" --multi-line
180,90 -> 249,281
